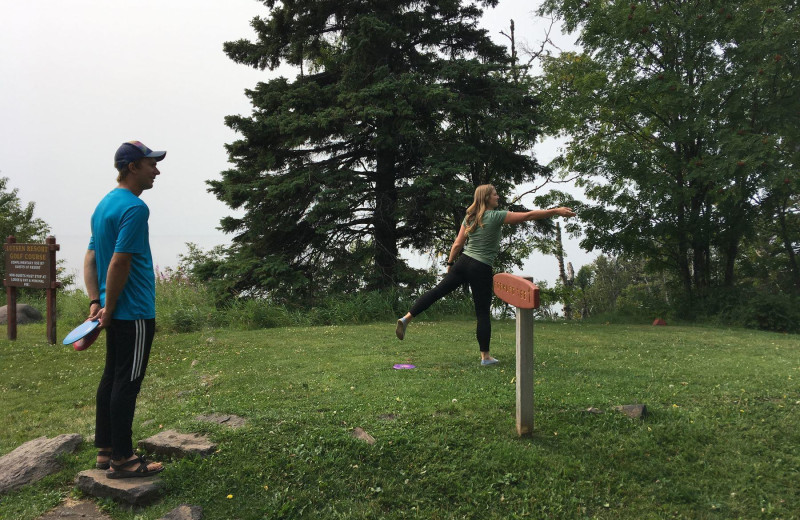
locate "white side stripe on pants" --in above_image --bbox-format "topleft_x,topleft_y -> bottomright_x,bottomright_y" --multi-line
131,319 -> 146,382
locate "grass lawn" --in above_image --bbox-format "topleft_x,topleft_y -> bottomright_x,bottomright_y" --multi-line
1,319 -> 798,519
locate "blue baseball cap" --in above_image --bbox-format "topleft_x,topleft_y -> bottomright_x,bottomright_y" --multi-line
114,140 -> 166,171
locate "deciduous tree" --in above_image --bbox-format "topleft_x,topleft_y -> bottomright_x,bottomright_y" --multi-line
538,0 -> 799,309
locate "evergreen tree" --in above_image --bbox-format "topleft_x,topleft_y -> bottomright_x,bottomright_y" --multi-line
209,0 -> 547,300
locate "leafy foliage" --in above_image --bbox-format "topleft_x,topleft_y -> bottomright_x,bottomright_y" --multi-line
538,0 -> 800,309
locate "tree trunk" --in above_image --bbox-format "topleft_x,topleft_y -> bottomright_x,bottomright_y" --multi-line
723,238 -> 738,288
675,201 -> 693,301
555,222 -> 573,320
373,146 -> 398,289
778,202 -> 800,293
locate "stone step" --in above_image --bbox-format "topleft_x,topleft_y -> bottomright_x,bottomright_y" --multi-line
0,434 -> 82,494
36,498 -> 110,519
75,469 -> 163,507
195,413 -> 247,429
138,430 -> 217,459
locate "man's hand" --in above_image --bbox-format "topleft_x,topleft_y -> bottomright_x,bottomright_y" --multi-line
98,308 -> 112,329
88,304 -> 107,327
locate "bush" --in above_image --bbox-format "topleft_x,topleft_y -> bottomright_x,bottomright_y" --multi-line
717,288 -> 800,333
223,299 -> 294,330
155,267 -> 218,333
56,289 -> 93,325
615,283 -> 673,321
49,274 -> 488,334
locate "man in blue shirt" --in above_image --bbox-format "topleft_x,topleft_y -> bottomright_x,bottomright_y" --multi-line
84,140 -> 165,478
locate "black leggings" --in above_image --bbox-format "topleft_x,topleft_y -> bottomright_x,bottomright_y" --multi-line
409,254 -> 493,352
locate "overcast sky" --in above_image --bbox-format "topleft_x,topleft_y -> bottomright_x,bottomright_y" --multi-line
1,0 -> 589,290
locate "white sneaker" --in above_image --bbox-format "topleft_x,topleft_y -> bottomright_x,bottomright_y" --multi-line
396,319 -> 407,340
481,358 -> 499,366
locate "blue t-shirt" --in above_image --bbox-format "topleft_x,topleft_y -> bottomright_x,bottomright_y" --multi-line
88,188 -> 155,320
461,210 -> 508,266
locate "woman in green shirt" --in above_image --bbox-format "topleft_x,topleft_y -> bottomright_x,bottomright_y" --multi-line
395,184 -> 576,365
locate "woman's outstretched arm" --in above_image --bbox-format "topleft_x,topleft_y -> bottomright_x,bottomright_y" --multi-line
503,207 -> 576,225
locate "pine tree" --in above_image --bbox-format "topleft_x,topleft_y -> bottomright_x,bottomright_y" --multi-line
209,0 -> 547,300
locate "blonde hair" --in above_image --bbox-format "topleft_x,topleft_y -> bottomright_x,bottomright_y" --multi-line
464,184 -> 496,235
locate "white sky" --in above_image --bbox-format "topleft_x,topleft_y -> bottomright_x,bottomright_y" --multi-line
1,0 -> 590,291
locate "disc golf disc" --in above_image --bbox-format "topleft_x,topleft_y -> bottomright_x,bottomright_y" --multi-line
393,364 -> 416,370
72,326 -> 101,351
63,320 -> 99,346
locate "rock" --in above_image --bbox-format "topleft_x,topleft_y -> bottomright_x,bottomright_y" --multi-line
159,504 -> 203,520
195,413 -> 247,429
138,430 -> 217,458
613,404 -> 648,419
0,304 -> 44,325
350,427 -> 376,445
652,318 -> 667,326
0,434 -> 82,494
75,469 -> 163,507
36,497 -> 111,519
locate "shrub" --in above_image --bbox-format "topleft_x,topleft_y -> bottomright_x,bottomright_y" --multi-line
155,266 -> 218,332
616,283 -> 673,321
224,299 -> 294,330
717,288 -> 799,333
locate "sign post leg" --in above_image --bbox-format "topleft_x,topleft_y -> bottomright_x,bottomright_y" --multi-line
6,285 -> 16,341
5,235 -> 17,341
516,305 -> 534,436
46,236 -> 58,344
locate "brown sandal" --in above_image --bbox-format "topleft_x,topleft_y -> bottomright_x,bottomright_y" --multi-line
96,450 -> 112,470
106,455 -> 163,479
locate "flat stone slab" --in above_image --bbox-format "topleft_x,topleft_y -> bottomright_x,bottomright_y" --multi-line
195,413 -> 247,429
37,498 -> 111,519
0,433 -> 82,494
614,404 -> 648,418
75,469 -> 163,507
138,430 -> 217,458
160,504 -> 203,520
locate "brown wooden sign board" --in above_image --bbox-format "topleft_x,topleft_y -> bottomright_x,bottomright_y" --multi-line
4,236 -> 60,344
4,242 -> 52,288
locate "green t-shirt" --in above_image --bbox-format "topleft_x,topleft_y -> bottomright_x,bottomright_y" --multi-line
461,210 -> 508,266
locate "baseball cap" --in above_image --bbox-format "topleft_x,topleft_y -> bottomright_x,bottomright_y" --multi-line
114,140 -> 167,170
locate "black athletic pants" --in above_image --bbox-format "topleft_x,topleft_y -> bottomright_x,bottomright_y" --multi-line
409,254 -> 494,352
95,318 -> 155,460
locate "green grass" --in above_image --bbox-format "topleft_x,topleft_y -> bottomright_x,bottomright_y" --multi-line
1,319 -> 798,519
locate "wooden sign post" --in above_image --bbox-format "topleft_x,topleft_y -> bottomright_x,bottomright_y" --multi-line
3,235 -> 61,343
493,273 -> 539,437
